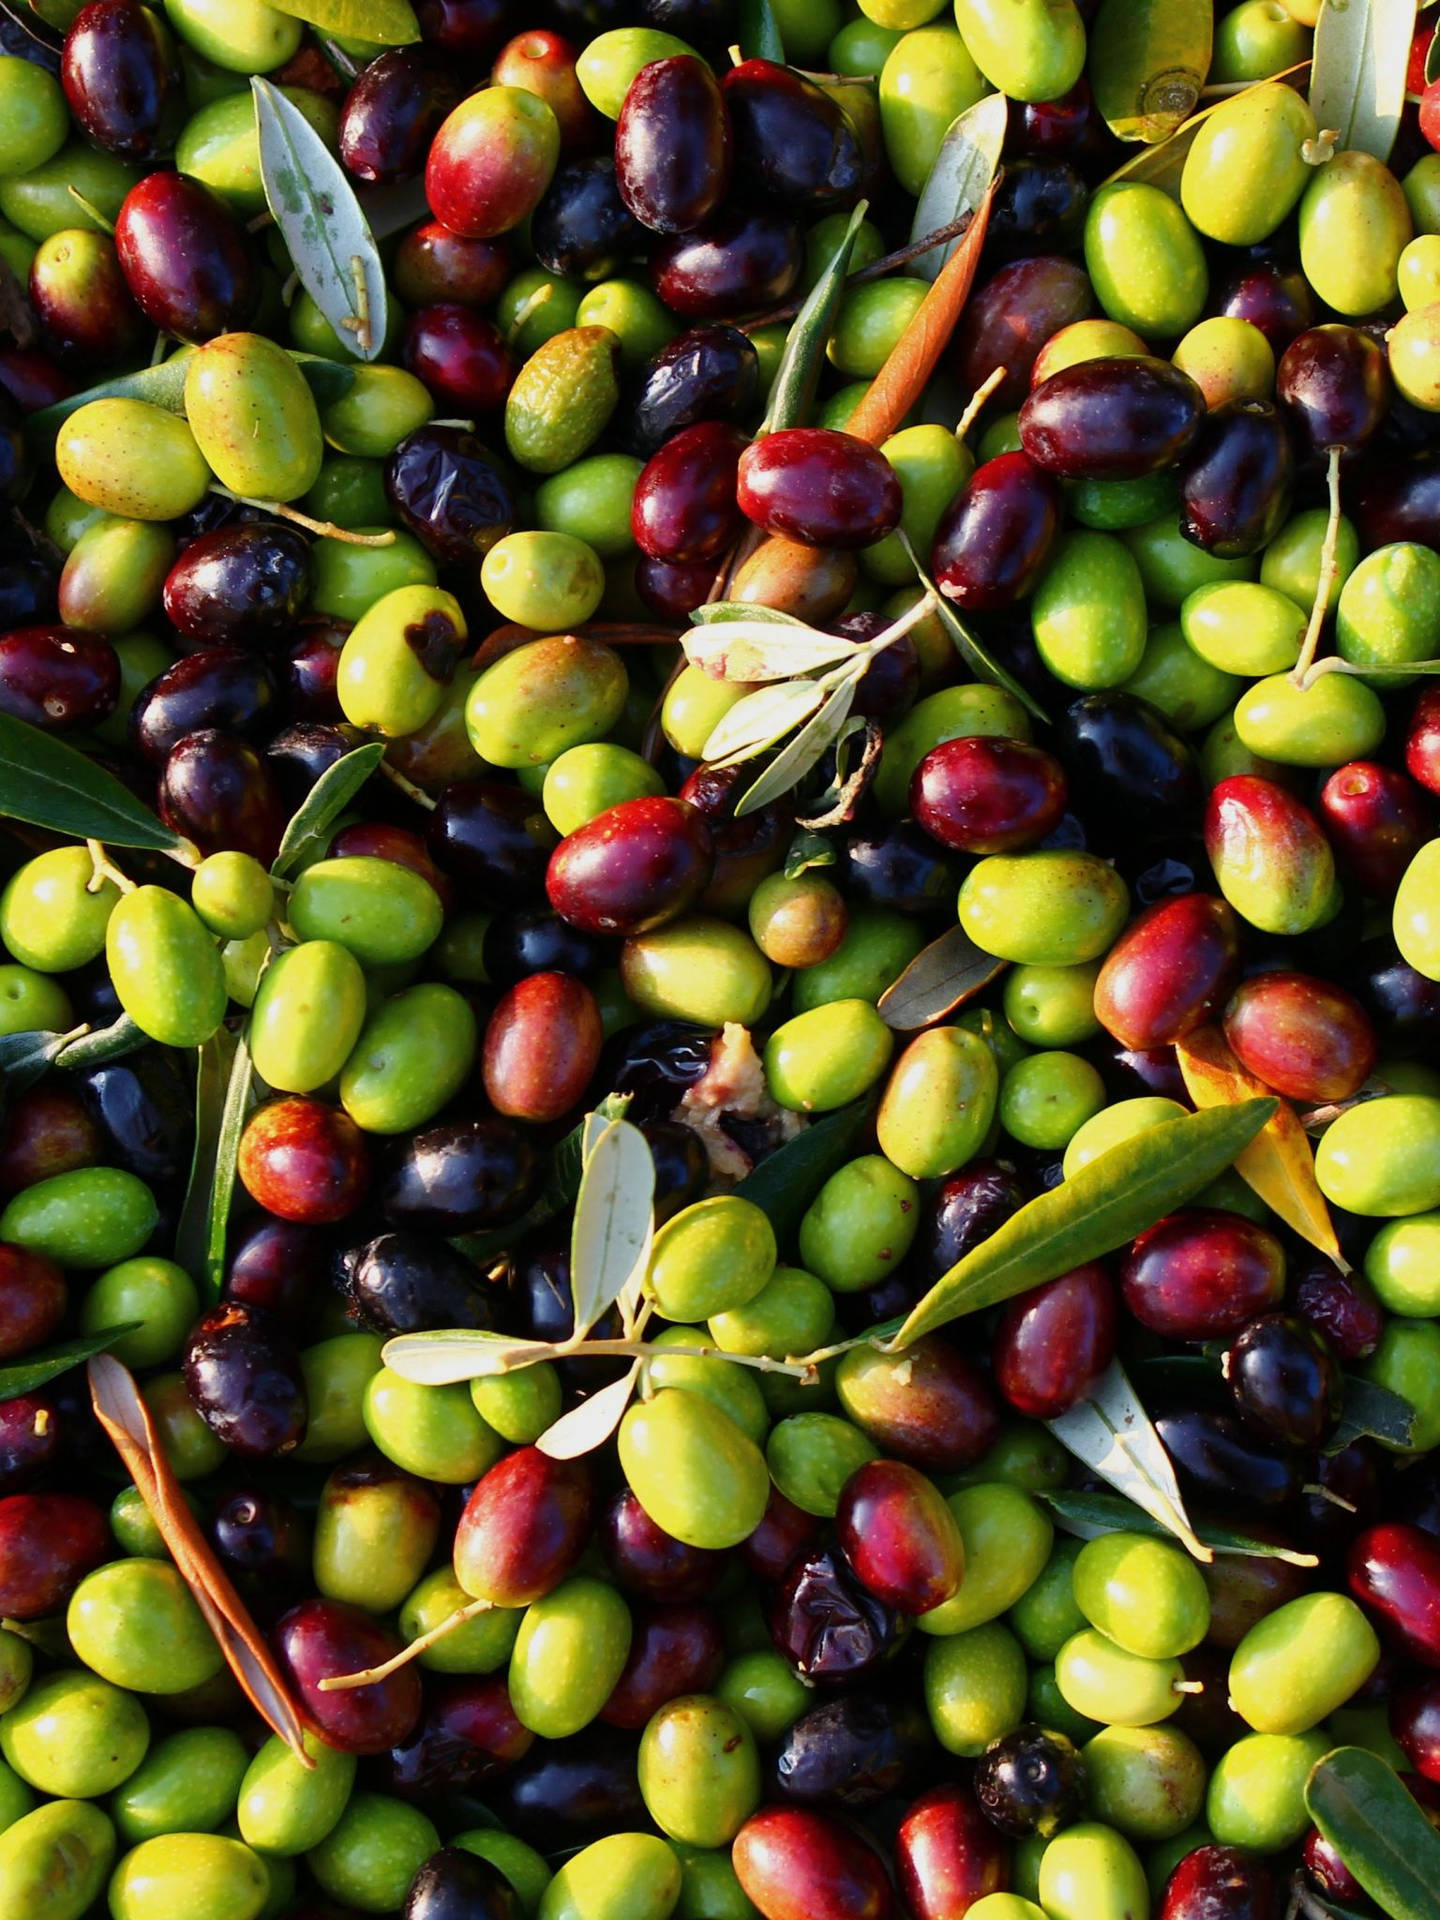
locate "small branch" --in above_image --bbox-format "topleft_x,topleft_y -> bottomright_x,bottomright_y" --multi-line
318,1596 -> 495,1691
574,1337 -> 817,1382
379,761 -> 438,811
741,211 -> 979,332
956,366 -> 1006,441
1292,447 -> 1343,686
86,841 -> 135,894
1303,1483 -> 1357,1513
209,488 -> 396,546
503,283 -> 555,349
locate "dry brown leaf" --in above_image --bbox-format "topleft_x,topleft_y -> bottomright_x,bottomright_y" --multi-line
1175,1026 -> 1347,1268
88,1354 -> 313,1763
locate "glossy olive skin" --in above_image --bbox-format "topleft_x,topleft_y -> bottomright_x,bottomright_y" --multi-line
1222,970 -> 1376,1103
616,54 -> 730,233
1278,323 -> 1391,454
162,523 -> 312,648
1223,1311 -> 1340,1450
602,1603 -> 724,1728
1058,692 -> 1202,847
380,1117 -> 541,1234
632,420 -> 745,563
1020,356 -> 1204,479
532,156 -> 641,281
0,625 -> 117,730
115,171 -> 255,341
895,1784 -> 1008,1920
131,647 -> 274,765
768,1543 -> 905,1685
836,1335 -> 1000,1471
453,1447 -> 594,1608
1321,760 -> 1430,897
738,429 -> 902,549
62,0 -> 180,163
733,1806 -> 896,1920
341,1230 -> 500,1333
339,49 -> 460,184
182,1302 -> 307,1460
406,1848 -> 522,1920
931,451 -> 1062,610
547,796 -> 714,935
1158,1845 -> 1279,1920
836,1459 -> 963,1615
955,255 -> 1095,409
238,1097 -> 371,1226
994,1262 -> 1118,1419
386,425 -> 516,566
1094,893 -> 1241,1050
1178,400 -> 1294,558
429,778 -> 556,900
275,1597 -> 422,1755
911,736 -> 1067,854
773,1691 -> 932,1811
618,323 -> 759,455
483,972 -> 603,1123
1123,1211 -> 1286,1341
1349,1522 -> 1440,1667
651,207 -> 803,319
723,59 -> 865,214
1205,775 -> 1336,936
159,729 -> 286,864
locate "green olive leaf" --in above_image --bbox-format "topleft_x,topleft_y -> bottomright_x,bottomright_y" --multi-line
201,1031 -> 258,1306
909,91 -> 1007,282
784,829 -> 837,879
1089,0 -> 1212,144
737,1097 -> 877,1245
0,713 -> 189,853
877,925 -> 1007,1032
898,533 -> 1049,723
0,1324 -> 143,1405
177,1025 -> 240,1297
270,741 -> 385,881
26,352 -> 355,438
703,680 -> 828,767
54,1012 -> 148,1072
0,1027 -> 77,1109
736,670 -> 861,815
1306,1747 -> 1440,1920
1048,1360 -> 1209,1561
569,1118 -> 655,1340
690,602 -> 811,627
254,77 -> 388,363
1041,1489 -> 1320,1567
761,199 -> 871,435
1310,0 -> 1417,163
1324,1374 -> 1418,1455
893,1098 -> 1278,1348
266,0 -> 420,42
738,0 -> 784,67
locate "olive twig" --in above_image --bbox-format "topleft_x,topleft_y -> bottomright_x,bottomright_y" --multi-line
1292,445 -> 1344,686
378,762 -> 437,811
955,365 -> 1006,442
208,487 -> 397,547
317,1596 -> 496,1691
559,1336 -> 818,1383
85,840 -> 135,895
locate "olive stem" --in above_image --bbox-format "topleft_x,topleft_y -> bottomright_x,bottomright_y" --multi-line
66,185 -> 115,234
955,366 -> 1006,442
209,488 -> 397,547
85,841 -> 135,895
741,211 -> 979,332
378,762 -> 437,811
1304,1482 -> 1358,1512
317,1596 -> 496,1691
1291,446 -> 1344,686
560,1336 -> 818,1382
503,283 -> 556,349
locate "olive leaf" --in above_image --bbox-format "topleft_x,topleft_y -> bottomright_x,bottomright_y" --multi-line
0,713 -> 191,853
266,0 -> 419,41
54,1012 -> 147,1071
690,602 -> 810,628
761,200 -> 871,435
0,1324 -> 141,1405
26,352 -> 356,438
737,1097 -> 877,1245
201,1031 -> 258,1306
737,669 -> 862,816
877,925 -> 1007,1031
270,741 -> 385,881
898,533 -> 1050,723
683,621 -> 863,683
794,715 -> 883,831
909,91 -> 1008,282
1048,1360 -> 1210,1562
1306,1747 -> 1440,1920
0,1026 -> 80,1107
784,829 -> 836,878
893,1098 -> 1277,1349
176,1025 -> 240,1293
1310,0 -> 1417,163
536,1361 -> 642,1460
1324,1375 -> 1418,1455
569,1118 -> 655,1340
737,0 -> 784,62
1428,21 -> 1440,83
703,680 -> 828,766
254,77 -> 388,364
382,1330 -> 569,1384
1040,1489 -> 1319,1568
1089,0 -> 1212,144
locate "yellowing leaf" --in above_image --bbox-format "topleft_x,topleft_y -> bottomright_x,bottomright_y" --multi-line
1175,1026 -> 1346,1267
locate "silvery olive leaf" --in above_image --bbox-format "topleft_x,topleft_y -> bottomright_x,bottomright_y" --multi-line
683,622 -> 862,683
1310,0 -> 1415,164
736,670 -> 861,816
690,602 -> 810,627
702,679 -> 828,767
536,1362 -> 642,1459
569,1118 -> 655,1338
380,1331 -> 564,1384
1047,1359 -> 1212,1562
909,91 -> 1008,282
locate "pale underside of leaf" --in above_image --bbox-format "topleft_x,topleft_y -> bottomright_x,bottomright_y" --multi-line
736,671 -> 860,815
381,1330 -> 564,1384
253,77 -> 388,362
877,924 -> 1007,1031
909,92 -> 1008,283
536,1361 -> 641,1459
1310,0 -> 1417,162
1047,1359 -> 1211,1561
690,601 -> 810,628
703,679 -> 827,766
683,623 -> 862,683
569,1118 -> 655,1338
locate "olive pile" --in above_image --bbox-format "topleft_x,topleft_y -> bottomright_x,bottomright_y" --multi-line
4,3 -> 1440,1920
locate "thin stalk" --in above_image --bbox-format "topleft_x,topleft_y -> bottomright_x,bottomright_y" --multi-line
378,762 -> 437,811
86,841 -> 135,894
955,365 -> 1006,442
318,1597 -> 495,1691
210,487 -> 397,547
741,212 -> 978,332
1292,446 -> 1344,685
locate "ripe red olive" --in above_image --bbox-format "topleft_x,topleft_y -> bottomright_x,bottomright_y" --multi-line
0,1490 -> 110,1619
1319,760 -> 1432,897
737,429 -> 902,550
650,207 -> 803,320
1350,1522 -> 1440,1667
1221,970 -> 1376,1104
482,972 -> 603,1124
453,1447 -> 594,1608
1122,1209 -> 1286,1341
114,171 -> 257,342
910,735 -> 1067,854
1158,1844 -> 1280,1920
1019,356 -> 1205,480
599,1601 -> 724,1728
993,1262 -> 1118,1419
275,1597 -> 422,1755
403,303 -> 515,414
615,54 -> 731,235
835,1459 -> 964,1616
547,795 -> 714,936
0,625 -> 119,731
1277,323 -> 1390,455
1093,893 -> 1242,1051
954,255 -> 1094,409
895,1785 -> 1008,1920
732,1805 -> 897,1920
237,1098 -> 372,1225
1177,399 -> 1294,559
930,451 -> 1062,611
632,420 -> 747,564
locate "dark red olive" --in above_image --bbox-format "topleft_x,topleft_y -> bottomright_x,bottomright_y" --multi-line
911,735 -> 1067,854
415,0 -> 510,58
916,1162 -> 1027,1283
61,0 -> 179,163
619,323 -> 760,457
1354,450 -> 1440,551
162,522 -> 312,648
453,1448 -> 594,1609
386,425 -> 515,567
531,156 -> 641,281
114,171 -> 257,342
1293,1258 -> 1386,1363
237,1098 -> 371,1225
1218,259 -> 1316,352
482,972 -> 603,1124
341,1229 -> 500,1335
896,1784 -> 1008,1920
733,1806 -> 896,1920
1122,1210 -> 1285,1341
616,54 -> 730,234
993,1262 -> 1118,1419
1221,970 -> 1376,1104
1350,1523 -> 1440,1667
1177,400 -> 1293,557
651,207 -> 803,319
0,1491 -> 109,1619
0,1392 -> 58,1493
1222,1311 -> 1340,1449
1158,1844 -> 1279,1920
30,230 -> 144,367
427,778 -> 556,901
1319,759 -> 1432,896
402,303 -> 514,414
835,1459 -> 963,1616
182,1302 -> 308,1459
722,58 -> 865,214
600,1601 -> 724,1728
0,1092 -> 98,1200
602,1487 -> 727,1600
159,728 -> 286,863
1302,1829 -> 1365,1908
1278,324 -> 1391,455
547,795 -> 714,936
0,625 -> 118,730
339,49 -> 460,183
384,1673 -> 533,1797
405,1847 -> 521,1920
275,1597 -> 422,1755
1019,356 -> 1204,479
379,1117 -> 542,1235
131,647 -> 277,764
635,555 -> 715,619
223,1217 -> 327,1327
1155,1405 -> 1301,1514
1394,1674 -> 1440,1782
742,1484 -> 823,1585
769,1544 -> 905,1685
393,222 -> 509,308
953,255 -> 1094,408
930,451 -> 1062,610
1093,893 -> 1241,1050
737,429 -> 901,549
631,420 -> 747,564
